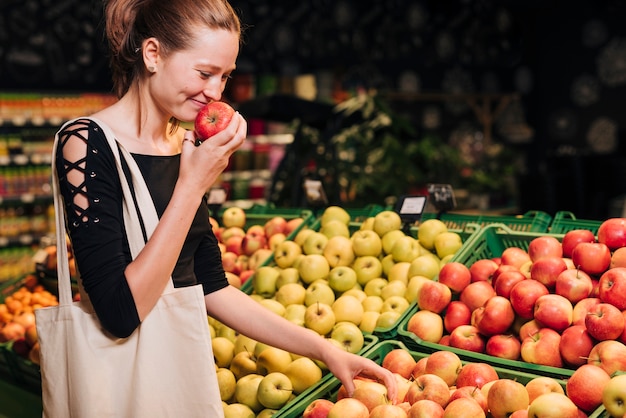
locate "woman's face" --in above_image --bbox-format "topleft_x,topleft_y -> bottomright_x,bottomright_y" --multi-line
152,27 -> 239,123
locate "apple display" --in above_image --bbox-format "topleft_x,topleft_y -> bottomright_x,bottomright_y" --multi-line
602,373 -> 626,418
391,235 -> 422,263
304,302 -> 336,335
437,262 -> 471,294
256,372 -> 293,410
302,232 -> 329,256
194,101 -> 234,141
448,386 -> 488,415
331,295 -> 364,325
327,397 -> 369,418
376,310 -> 402,329
493,270 -> 526,299
234,373 -> 264,412
530,256 -> 568,289
252,266 -> 280,298
230,350 -> 258,380
572,297 -> 601,325
381,295 -> 410,315
353,255 -> 384,286
352,379 -> 390,412
304,281 -> 336,307
611,246 -> 626,268
222,402 -> 255,418
216,367 -> 237,401
255,346 -> 292,375
387,261 -> 411,284
444,397 -> 486,418
320,219 -> 351,239
363,277 -> 389,298
212,336 -> 235,368
416,280 -> 452,314
330,321 -> 365,353
434,231 -> 463,259
350,229 -> 382,257
500,246 -> 531,269
298,254 -> 330,284
273,240 -> 302,269
320,206 -> 351,227
283,357 -> 323,394
587,340 -> 626,376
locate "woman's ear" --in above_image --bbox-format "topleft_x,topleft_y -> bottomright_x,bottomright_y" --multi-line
142,37 -> 160,73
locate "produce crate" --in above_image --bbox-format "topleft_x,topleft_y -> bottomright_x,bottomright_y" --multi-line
217,205 -> 316,239
397,223 -> 574,379
549,211 -> 603,235
3,340 -> 40,394
274,339 -> 569,418
419,210 -> 552,233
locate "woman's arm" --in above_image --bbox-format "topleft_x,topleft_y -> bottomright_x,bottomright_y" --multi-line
205,285 -> 398,401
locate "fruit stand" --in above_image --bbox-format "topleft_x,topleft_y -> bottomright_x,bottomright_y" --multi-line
1,204 -> 626,418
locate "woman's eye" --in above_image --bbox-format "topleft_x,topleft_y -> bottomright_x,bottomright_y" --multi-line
222,74 -> 233,81
199,71 -> 211,79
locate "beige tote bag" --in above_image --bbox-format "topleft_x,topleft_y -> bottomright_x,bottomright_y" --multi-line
35,118 -> 223,418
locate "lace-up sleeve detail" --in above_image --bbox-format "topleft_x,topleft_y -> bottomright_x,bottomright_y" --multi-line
55,118 -> 140,338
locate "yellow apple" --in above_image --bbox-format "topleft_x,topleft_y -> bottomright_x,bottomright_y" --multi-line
332,294 -> 364,325
283,357 -> 323,394
417,218 -> 448,251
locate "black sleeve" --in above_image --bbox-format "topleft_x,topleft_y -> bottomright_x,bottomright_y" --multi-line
194,199 -> 230,295
55,118 -> 140,338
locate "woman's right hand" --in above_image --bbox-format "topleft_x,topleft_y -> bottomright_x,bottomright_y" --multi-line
178,112 -> 247,196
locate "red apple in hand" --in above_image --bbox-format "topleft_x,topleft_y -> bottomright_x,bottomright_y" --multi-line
194,101 -> 235,141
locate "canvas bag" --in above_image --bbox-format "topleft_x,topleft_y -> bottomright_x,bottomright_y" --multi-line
35,118 -> 223,418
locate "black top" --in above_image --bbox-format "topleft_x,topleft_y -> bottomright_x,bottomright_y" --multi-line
55,118 -> 228,338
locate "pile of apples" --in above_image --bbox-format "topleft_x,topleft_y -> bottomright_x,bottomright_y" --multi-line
302,345 -> 602,418
246,206 -> 465,338
0,274 -> 59,365
211,206 -> 308,287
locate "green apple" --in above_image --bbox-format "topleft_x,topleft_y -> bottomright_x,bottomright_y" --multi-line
302,232 -> 329,255
273,240 -> 302,269
351,230 -> 383,257
323,235 -> 355,268
216,367 -> 237,401
320,219 -> 351,239
387,261 -> 411,285
352,255 -> 384,286
256,346 -> 293,375
276,267 -> 300,288
283,357 -> 323,394
376,310 -> 402,329
321,206 -> 351,226
234,334 -> 258,355
234,373 -> 264,412
274,282 -> 306,307
363,277 -> 389,298
342,287 -> 366,302
304,280 -> 336,306
408,254 -> 441,280
381,280 -> 407,300
359,311 -> 381,333
602,374 -> 626,418
253,342 -> 271,358
223,402 -> 255,418
298,254 -> 330,284
327,266 -> 358,293
256,409 -> 279,418
391,235 -> 422,263
362,295 -> 384,312
284,303 -> 307,326
381,229 -> 407,255
373,210 -> 402,237
268,232 -> 287,252
222,206 -> 246,228
217,323 -> 238,343
330,321 -> 365,353
332,295 -> 364,325
381,253 -> 396,277
253,266 -> 280,298
212,336 -> 235,368
360,216 -> 375,230
257,372 -> 294,410
294,228 -> 315,247
434,231 -> 463,259
439,253 -> 455,266
417,218 -> 448,250
257,298 -> 286,317
230,350 -> 258,380
381,295 -> 410,315
304,302 -> 336,335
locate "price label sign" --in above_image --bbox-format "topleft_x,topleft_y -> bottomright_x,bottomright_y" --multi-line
303,179 -> 328,206
427,183 -> 456,213
394,195 -> 427,225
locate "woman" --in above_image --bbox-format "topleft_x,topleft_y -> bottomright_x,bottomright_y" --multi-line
54,0 -> 397,412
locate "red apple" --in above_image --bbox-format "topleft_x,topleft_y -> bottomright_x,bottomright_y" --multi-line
533,294 -> 573,332
509,279 -> 549,319
437,262 -> 471,294
303,398 -> 334,418
525,376 -> 565,404
407,399 -> 444,418
572,242 -> 611,276
370,404 -> 409,418
241,232 -> 268,257
492,264 -> 519,288
494,270 -> 526,299
417,280 -> 452,314
528,236 -> 563,262
610,247 -> 626,268
382,348 -> 417,380
500,247 -> 531,269
264,216 -> 288,238
598,267 -> 626,310
559,325 -> 596,367
530,256 -> 568,289
405,373 -> 450,407
566,364 -> 611,412
620,310 -> 626,345
520,328 -> 563,368
424,350 -> 463,387
518,319 -> 542,341
411,357 -> 429,380
572,297 -> 601,326
444,301 -> 472,333
485,334 -> 521,360
469,259 -> 499,283
447,389 -> 488,415
585,302 -> 625,341
597,217 -> 626,251
448,325 -> 485,353
455,362 -> 499,389
460,281 -> 496,313
562,229 -> 596,258
472,295 -> 515,337
555,268 -> 593,304
194,101 -> 235,141
587,340 -> 626,376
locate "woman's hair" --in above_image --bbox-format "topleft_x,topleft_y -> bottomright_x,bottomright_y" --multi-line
104,0 -> 242,98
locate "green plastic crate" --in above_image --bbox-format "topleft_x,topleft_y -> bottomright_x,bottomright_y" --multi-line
549,211 -> 603,235
274,339 -> 569,418
420,210 -> 552,233
2,340 -> 40,394
396,223 -> 574,379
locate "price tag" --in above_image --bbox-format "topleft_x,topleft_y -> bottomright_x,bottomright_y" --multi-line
427,183 -> 456,212
394,195 -> 428,225
303,179 -> 328,206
